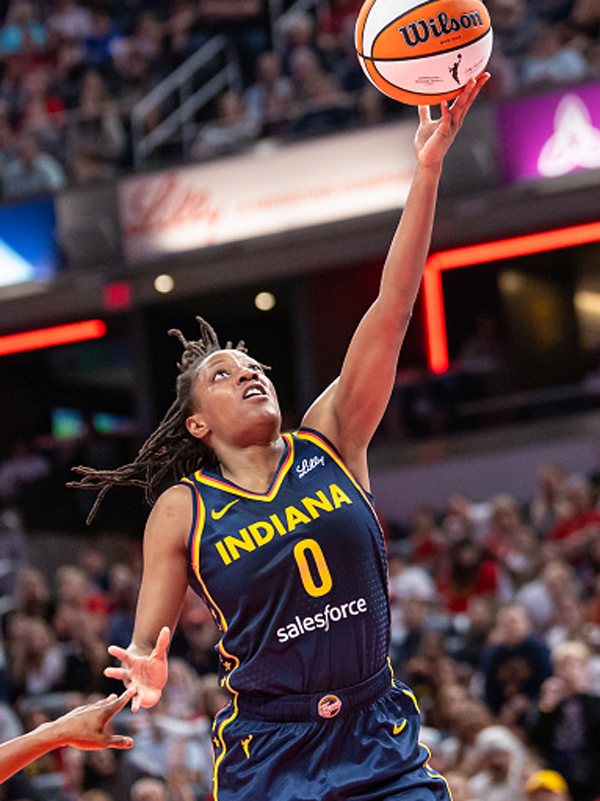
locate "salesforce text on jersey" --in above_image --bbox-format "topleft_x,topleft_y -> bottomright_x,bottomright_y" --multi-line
276,597 -> 368,643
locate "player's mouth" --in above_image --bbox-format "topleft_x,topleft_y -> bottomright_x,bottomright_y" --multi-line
243,383 -> 268,400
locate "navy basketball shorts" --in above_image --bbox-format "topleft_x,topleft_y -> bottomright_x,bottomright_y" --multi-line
211,666 -> 451,801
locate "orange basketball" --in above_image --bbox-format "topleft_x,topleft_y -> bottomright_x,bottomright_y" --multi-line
355,0 -> 493,105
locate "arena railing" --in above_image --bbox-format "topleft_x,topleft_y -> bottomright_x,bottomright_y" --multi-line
130,34 -> 243,172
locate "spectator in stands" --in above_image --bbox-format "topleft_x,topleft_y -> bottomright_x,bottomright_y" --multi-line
8,615 -> 65,700
0,503 -> 28,598
527,640 -> 600,801
408,502 -> 447,577
452,596 -> 497,670
288,45 -> 354,137
0,0 -> 47,58
482,43 -> 520,97
479,604 -> 553,721
47,0 -> 92,45
130,776 -> 168,801
245,50 -> 292,139
487,0 -> 543,59
389,594 -> 432,680
195,0 -> 270,79
13,568 -> 52,620
441,699 -> 494,774
106,563 -> 138,650
83,6 -> 122,73
112,42 -> 154,113
529,0 -> 575,24
54,607 -> 114,696
468,725 -> 528,801
515,558 -> 578,635
69,68 -> 127,185
18,66 -> 66,153
544,593 -> 587,652
529,463 -> 568,537
446,771 -> 476,801
2,132 -> 66,198
427,683 -> 470,745
437,537 -> 504,614
191,89 -> 258,161
316,0 -> 362,72
485,494 -> 540,591
443,493 -> 493,543
54,564 -> 107,625
524,770 -> 571,801
176,594 -> 219,677
567,0 -> 600,66
276,10 -> 316,74
130,11 -> 165,64
548,474 -> 600,566
165,0 -> 200,63
520,22 -> 590,90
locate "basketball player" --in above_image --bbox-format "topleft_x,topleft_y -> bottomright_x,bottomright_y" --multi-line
70,74 -> 489,800
0,690 -> 134,783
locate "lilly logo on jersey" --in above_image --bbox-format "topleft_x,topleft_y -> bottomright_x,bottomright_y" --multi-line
295,455 -> 325,479
214,483 -> 352,565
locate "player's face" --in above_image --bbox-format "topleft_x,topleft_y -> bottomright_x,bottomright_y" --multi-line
185,350 -> 281,444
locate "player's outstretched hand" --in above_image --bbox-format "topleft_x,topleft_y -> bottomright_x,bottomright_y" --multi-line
104,626 -> 171,712
47,689 -> 135,750
414,72 -> 490,170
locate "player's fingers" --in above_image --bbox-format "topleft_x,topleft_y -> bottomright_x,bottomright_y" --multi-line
103,687 -> 136,716
106,735 -> 135,749
104,666 -> 132,681
107,644 -> 133,663
153,626 -> 171,657
457,72 -> 489,117
417,104 -> 431,125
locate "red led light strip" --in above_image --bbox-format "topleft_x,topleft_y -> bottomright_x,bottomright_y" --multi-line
0,320 -> 107,357
424,220 -> 600,374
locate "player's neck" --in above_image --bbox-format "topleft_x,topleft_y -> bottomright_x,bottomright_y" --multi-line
216,436 -> 286,494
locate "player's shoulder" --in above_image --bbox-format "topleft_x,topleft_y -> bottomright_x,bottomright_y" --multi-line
151,483 -> 194,520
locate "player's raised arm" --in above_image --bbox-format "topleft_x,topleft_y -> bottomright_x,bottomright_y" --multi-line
302,74 -> 489,486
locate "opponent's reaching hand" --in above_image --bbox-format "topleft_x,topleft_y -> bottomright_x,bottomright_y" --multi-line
104,626 -> 171,712
414,72 -> 490,170
49,689 -> 136,750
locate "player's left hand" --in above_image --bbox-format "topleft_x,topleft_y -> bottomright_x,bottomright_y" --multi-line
414,72 -> 490,169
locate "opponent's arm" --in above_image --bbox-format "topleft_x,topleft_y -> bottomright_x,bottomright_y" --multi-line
0,691 -> 134,784
104,484 -> 192,711
302,75 -> 489,486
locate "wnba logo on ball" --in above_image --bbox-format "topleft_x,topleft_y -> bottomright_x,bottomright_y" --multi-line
398,9 -> 486,47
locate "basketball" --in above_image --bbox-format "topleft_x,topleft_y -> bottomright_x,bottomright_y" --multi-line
355,0 -> 493,105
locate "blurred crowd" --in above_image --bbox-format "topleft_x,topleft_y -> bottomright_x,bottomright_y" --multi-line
0,0 -> 600,199
1,443 -> 600,801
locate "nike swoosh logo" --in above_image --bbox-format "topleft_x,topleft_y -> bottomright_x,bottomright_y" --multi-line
211,499 -> 240,520
393,720 -> 407,735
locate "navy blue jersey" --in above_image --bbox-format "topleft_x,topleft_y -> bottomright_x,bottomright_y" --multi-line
181,428 -> 390,698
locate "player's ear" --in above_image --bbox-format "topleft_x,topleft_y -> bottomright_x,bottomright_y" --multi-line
186,413 -> 208,440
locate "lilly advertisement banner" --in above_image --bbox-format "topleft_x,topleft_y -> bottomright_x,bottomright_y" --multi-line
118,123 -> 418,265
496,82 -> 600,184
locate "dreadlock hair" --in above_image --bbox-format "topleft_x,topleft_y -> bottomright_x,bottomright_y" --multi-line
68,316 -> 246,525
